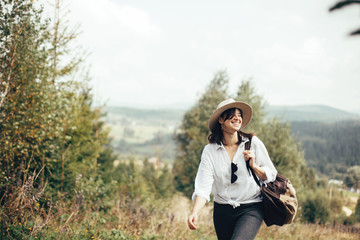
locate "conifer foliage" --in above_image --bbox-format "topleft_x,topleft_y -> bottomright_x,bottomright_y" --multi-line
173,71 -> 229,197
0,0 -> 115,236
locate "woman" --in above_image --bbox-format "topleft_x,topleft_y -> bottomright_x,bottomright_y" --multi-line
187,98 -> 277,240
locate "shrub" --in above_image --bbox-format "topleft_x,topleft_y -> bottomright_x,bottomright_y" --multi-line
302,190 -> 330,224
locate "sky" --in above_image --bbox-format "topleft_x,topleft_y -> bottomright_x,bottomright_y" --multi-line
44,0 -> 360,112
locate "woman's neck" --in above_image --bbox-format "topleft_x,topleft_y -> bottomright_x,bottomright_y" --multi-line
223,131 -> 239,146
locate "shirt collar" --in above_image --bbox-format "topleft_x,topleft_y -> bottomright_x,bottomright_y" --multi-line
215,136 -> 250,151
216,143 -> 224,151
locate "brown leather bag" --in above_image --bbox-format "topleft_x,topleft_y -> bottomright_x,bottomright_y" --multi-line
245,137 -> 298,226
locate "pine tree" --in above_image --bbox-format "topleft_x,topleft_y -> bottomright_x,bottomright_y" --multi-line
0,0 -> 60,189
235,78 -> 266,133
173,71 -> 229,197
157,164 -> 175,198
354,197 -> 360,222
344,166 -> 360,190
0,0 -> 116,205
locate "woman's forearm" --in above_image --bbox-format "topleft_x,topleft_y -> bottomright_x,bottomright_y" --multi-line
188,196 -> 207,230
191,196 -> 207,214
244,150 -> 268,181
251,163 -> 267,181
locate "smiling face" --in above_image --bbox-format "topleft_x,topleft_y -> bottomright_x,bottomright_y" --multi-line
218,108 -> 243,134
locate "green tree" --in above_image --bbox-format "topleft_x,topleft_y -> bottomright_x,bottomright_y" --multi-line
157,164 -> 175,198
0,0 -> 61,190
353,197 -> 360,222
142,159 -> 175,198
173,70 -> 229,197
47,86 -> 112,199
0,2 -> 117,235
142,158 -> 157,194
290,121 -> 360,178
259,119 -> 310,187
116,159 -> 148,201
344,166 -> 360,190
235,78 -> 266,133
302,190 -> 331,224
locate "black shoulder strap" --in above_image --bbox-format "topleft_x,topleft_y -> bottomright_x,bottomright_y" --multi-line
245,136 -> 261,187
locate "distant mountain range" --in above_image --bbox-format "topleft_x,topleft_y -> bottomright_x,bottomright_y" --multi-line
265,105 -> 360,122
106,104 -> 360,124
105,106 -> 184,126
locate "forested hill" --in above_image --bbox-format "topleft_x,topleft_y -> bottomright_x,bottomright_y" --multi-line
108,104 -> 359,123
290,120 -> 360,178
266,105 -> 359,122
106,105 -> 360,178
106,106 -> 183,126
266,105 -> 360,178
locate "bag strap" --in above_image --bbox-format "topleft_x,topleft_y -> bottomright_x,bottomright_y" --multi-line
245,136 -> 261,187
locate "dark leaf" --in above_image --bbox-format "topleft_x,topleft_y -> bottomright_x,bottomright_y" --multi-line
329,0 -> 360,12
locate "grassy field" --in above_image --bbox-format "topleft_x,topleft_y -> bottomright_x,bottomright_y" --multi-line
106,118 -> 177,162
36,194 -> 360,240
175,195 -> 360,240
8,187 -> 359,240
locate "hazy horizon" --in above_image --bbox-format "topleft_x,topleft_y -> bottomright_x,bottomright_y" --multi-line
105,101 -> 360,116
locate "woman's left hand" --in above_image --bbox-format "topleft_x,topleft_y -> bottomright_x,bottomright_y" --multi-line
243,150 -> 256,167
243,150 -> 268,181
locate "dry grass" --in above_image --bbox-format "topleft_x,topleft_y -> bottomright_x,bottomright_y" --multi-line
257,222 -> 360,240
2,179 -> 360,240
159,195 -> 360,240
130,195 -> 360,240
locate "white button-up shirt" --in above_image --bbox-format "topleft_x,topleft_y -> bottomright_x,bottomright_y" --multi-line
192,136 -> 277,208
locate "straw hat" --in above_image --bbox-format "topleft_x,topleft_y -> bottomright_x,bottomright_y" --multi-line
208,98 -> 252,131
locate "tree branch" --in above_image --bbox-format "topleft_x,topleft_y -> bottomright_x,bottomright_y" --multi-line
350,29 -> 360,35
329,0 -> 360,12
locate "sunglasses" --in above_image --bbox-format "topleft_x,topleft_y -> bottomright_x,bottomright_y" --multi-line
231,162 -> 238,183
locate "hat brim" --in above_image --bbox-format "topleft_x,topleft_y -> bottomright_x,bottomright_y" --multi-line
208,102 -> 252,132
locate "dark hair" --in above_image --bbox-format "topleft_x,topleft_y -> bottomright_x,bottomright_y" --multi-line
208,108 -> 253,145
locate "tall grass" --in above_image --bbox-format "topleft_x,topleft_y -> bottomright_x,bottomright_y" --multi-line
1,173 -> 360,239
257,222 -> 360,240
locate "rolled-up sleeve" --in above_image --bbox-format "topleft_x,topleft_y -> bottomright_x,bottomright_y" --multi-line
191,148 -> 214,202
253,136 -> 277,183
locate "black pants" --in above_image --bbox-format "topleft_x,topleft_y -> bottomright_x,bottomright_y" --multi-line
213,202 -> 263,240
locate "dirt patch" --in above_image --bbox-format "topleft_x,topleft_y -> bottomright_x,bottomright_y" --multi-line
169,194 -> 214,224
342,206 -> 353,217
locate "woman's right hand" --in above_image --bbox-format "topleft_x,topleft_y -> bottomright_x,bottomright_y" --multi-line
187,212 -> 198,230
188,196 -> 207,230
